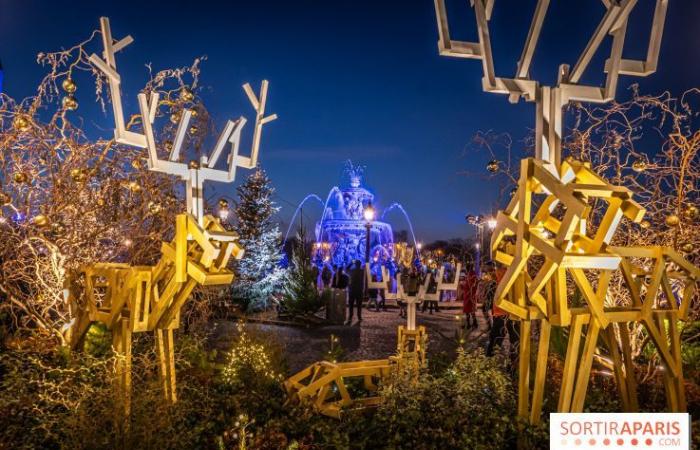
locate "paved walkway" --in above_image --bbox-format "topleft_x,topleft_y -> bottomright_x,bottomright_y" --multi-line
210,306 -> 493,374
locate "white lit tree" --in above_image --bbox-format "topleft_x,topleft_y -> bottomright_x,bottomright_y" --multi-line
232,168 -> 285,310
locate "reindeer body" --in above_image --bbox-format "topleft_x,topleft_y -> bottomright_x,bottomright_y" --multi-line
67,17 -> 276,412
433,0 -> 700,424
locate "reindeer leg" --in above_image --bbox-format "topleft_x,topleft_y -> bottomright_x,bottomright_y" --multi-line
113,318 -> 132,418
156,328 -> 177,404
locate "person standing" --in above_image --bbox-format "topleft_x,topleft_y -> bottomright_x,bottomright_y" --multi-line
371,272 -> 387,312
397,267 -> 408,318
321,264 -> 332,289
422,271 -> 439,314
346,260 -> 365,324
459,268 -> 479,328
332,266 -> 348,290
486,265 -> 519,365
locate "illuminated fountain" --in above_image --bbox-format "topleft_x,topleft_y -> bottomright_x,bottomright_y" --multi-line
286,161 -> 417,267
316,162 -> 394,266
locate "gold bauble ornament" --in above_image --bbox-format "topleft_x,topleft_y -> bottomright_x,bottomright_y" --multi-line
189,125 -> 198,135
62,96 -> 78,111
164,141 -> 173,151
70,168 -> 87,182
665,214 -> 680,227
13,115 -> 31,132
681,242 -> 694,253
128,181 -> 141,193
131,159 -> 142,170
639,220 -> 651,229
62,78 -> 77,94
13,172 -> 28,184
148,201 -> 162,214
170,111 -> 181,124
190,109 -> 198,118
51,222 -> 65,234
684,205 -> 698,220
0,192 -> 11,205
180,87 -> 195,102
96,198 -> 106,206
218,198 -> 229,209
188,160 -> 200,169
32,214 -> 49,228
632,159 -> 647,173
486,160 -> 499,173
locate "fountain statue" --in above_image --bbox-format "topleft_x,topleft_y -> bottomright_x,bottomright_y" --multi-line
313,161 -> 397,267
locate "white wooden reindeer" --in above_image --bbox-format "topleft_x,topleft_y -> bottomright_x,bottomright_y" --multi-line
89,17 -> 277,225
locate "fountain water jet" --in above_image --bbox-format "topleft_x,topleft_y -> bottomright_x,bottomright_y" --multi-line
282,194 -> 325,245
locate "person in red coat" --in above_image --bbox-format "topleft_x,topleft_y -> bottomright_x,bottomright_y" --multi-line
459,266 -> 479,329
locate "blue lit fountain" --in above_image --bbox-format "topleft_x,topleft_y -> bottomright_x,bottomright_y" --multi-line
315,162 -> 395,266
284,161 -> 419,268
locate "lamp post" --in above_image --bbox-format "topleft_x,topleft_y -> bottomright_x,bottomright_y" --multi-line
363,203 -> 375,304
465,214 -> 484,275
466,214 -> 497,276
363,202 -> 375,264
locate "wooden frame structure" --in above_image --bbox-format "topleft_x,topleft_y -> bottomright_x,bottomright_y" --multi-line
67,214 -> 241,414
67,17 -> 275,413
284,359 -> 392,418
433,0 -> 699,424
89,17 -> 276,225
287,267 -> 434,418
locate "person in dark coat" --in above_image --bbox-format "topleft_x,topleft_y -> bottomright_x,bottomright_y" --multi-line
321,265 -> 332,288
422,271 -> 439,314
346,260 -> 365,324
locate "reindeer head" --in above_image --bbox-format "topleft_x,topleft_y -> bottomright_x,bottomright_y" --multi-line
433,0 -> 668,170
89,17 -> 277,224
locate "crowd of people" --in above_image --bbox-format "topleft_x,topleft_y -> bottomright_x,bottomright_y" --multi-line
311,260 -> 519,363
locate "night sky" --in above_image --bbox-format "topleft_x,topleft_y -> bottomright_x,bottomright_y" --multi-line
1,0 -> 699,242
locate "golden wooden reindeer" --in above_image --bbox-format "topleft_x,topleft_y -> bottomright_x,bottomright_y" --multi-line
434,0 -> 699,424
66,17 -> 276,413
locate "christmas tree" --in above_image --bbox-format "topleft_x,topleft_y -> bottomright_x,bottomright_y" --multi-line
279,227 -> 324,317
233,169 -> 285,310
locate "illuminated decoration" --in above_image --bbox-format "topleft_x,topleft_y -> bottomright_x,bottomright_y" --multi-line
312,162 -> 403,266
284,359 -> 392,419
67,17 -> 274,414
287,260 -> 443,418
632,158 -> 647,173
88,17 -> 277,225
434,0 -> 699,424
67,214 -> 241,414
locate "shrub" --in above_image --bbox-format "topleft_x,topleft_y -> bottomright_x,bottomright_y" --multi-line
372,349 -> 518,449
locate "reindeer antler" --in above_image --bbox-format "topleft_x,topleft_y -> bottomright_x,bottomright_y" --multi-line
434,0 -> 668,169
89,17 -> 277,223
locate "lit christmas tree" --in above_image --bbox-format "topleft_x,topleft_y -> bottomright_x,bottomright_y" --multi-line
233,168 -> 285,310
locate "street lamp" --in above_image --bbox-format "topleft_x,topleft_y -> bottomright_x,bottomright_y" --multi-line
465,213 -> 484,276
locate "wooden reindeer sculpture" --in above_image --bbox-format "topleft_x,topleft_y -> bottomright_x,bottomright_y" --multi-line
66,17 -> 276,414
434,0 -> 699,424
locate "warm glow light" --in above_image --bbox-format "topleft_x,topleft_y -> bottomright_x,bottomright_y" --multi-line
363,203 -> 375,222
416,242 -> 423,250
487,218 -> 497,229
474,243 -> 480,249
218,208 -> 230,220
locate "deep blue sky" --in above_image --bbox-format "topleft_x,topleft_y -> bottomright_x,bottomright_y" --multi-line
2,0 -> 699,241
